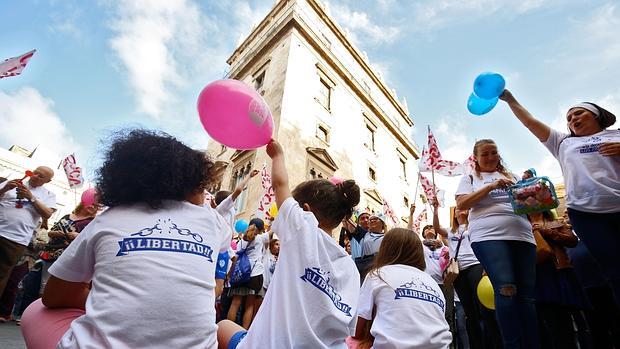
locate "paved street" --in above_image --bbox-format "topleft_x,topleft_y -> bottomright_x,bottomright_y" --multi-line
0,321 -> 26,348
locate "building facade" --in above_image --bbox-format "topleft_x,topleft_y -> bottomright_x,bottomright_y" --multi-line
207,0 -> 419,228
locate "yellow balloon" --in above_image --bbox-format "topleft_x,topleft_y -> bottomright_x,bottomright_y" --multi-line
477,275 -> 495,310
268,204 -> 278,218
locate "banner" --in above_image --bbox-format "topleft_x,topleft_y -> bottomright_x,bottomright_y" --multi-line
62,154 -> 84,189
0,49 -> 36,79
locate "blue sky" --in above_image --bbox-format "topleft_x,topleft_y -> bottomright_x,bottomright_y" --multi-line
1,0 -> 619,204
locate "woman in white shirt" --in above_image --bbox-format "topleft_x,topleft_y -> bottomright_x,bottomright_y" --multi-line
21,129 -> 232,349
455,139 -> 537,349
348,227 -> 452,349
501,90 -> 620,307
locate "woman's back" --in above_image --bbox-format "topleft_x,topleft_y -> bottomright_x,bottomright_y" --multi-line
50,201 -> 230,349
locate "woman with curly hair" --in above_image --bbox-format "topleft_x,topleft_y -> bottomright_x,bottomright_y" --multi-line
21,129 -> 231,349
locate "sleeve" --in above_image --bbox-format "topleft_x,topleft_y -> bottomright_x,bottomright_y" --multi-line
271,197 -> 307,244
455,174 -> 474,196
48,220 -> 98,282
215,196 -> 235,227
542,128 -> 569,159
215,251 -> 230,280
214,210 -> 232,253
357,274 -> 378,320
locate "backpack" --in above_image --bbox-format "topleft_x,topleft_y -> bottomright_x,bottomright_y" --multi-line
230,244 -> 253,286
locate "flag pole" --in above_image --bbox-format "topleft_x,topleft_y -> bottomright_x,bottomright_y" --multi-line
413,172 -> 421,203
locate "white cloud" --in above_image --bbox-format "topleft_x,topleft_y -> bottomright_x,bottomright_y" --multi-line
107,0 -> 208,118
0,87 -> 80,167
326,2 -> 401,46
48,2 -> 83,40
409,0 -> 559,32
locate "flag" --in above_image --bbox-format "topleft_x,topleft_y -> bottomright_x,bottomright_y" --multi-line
412,208 -> 427,235
418,128 -> 464,177
256,163 -> 275,219
62,154 -> 84,189
462,155 -> 476,174
419,173 -> 445,207
0,50 -> 36,79
382,199 -> 399,226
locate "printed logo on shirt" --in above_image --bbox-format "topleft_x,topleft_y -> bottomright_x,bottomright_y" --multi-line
116,219 -> 214,261
300,267 -> 352,316
394,277 -> 445,311
577,136 -> 604,154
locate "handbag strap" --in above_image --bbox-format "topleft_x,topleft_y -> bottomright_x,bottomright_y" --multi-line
453,233 -> 464,261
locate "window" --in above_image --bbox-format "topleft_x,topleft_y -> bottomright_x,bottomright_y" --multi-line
368,166 -> 377,182
316,124 -> 330,144
365,124 -> 375,151
309,167 -> 326,179
254,71 -> 265,90
306,147 -> 338,181
231,164 -> 251,212
318,78 -> 331,110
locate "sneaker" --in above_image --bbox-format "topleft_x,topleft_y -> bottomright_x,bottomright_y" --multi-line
0,316 -> 8,323
15,319 -> 20,326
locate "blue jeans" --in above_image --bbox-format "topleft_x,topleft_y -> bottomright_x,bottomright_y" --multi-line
567,208 -> 620,306
471,240 -> 538,349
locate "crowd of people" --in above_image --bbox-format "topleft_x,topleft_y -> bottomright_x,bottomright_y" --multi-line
0,95 -> 617,348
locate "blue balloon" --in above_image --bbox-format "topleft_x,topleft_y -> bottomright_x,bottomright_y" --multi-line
467,93 -> 498,116
473,72 -> 506,99
234,219 -> 249,233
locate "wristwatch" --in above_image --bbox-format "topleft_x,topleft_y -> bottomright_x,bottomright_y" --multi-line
29,197 -> 37,204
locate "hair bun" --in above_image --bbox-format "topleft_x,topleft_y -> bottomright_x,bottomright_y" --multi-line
337,179 -> 360,210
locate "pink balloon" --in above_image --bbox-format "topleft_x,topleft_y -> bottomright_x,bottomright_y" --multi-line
197,79 -> 274,150
81,188 -> 98,207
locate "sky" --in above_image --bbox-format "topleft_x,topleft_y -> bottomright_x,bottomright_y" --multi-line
1,0 -> 619,219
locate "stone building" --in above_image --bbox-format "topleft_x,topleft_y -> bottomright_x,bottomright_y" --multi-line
206,0 -> 419,227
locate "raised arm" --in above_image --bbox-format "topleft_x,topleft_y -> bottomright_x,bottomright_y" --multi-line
406,204 -> 415,230
230,169 -> 259,201
266,140 -> 291,208
500,89 -> 551,142
431,201 -> 448,238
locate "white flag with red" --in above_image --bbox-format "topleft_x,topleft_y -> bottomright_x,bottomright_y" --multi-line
256,163 -> 275,219
418,128 -> 464,177
419,173 -> 445,207
62,154 -> 84,189
0,50 -> 36,79
462,155 -> 476,174
412,208 -> 427,235
382,199 -> 399,226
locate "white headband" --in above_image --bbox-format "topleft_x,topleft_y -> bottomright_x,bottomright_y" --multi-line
568,103 -> 600,117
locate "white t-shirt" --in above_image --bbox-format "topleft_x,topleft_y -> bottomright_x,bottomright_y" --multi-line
423,244 -> 445,285
262,250 -> 277,290
357,264 -> 452,349
543,129 -> 620,213
238,197 -> 359,349
447,226 -> 479,271
215,195 -> 235,229
236,233 -> 269,278
0,182 -> 57,245
455,172 -> 534,245
48,201 -> 231,349
361,232 -> 384,257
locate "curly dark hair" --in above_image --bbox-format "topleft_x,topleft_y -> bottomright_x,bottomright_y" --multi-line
292,179 -> 360,229
96,129 -> 215,209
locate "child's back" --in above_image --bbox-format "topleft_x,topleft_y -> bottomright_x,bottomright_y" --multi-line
51,201 -> 230,348
238,197 -> 359,348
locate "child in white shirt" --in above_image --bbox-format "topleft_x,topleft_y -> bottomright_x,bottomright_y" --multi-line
348,228 -> 452,349
21,129 -> 232,349
218,140 -> 361,349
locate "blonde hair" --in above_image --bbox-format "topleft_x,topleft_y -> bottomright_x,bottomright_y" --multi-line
473,139 -> 512,180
